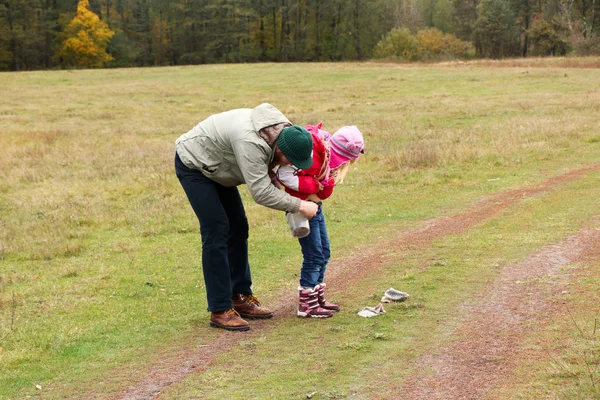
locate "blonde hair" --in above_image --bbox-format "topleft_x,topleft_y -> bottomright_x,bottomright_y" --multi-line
331,159 -> 356,184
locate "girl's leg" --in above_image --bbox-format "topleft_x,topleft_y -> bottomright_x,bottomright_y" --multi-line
298,205 -> 326,288
314,208 -> 338,311
297,204 -> 334,317
317,211 -> 331,284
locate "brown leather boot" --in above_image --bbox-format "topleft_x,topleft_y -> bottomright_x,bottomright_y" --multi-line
232,293 -> 274,320
210,308 -> 250,331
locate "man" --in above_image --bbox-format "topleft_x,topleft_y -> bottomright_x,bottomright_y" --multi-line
175,103 -> 318,331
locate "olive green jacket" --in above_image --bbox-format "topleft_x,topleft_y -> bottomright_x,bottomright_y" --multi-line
175,103 -> 301,213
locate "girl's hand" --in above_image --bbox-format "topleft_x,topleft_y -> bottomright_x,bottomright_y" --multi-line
322,178 -> 335,188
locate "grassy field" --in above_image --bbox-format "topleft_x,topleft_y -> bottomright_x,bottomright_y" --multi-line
1,58 -> 599,399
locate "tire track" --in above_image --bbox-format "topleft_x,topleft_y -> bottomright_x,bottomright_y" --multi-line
398,224 -> 600,400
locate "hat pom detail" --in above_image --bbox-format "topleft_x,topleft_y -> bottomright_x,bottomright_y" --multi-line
345,141 -> 363,154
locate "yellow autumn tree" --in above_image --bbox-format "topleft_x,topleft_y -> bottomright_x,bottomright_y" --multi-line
58,0 -> 115,68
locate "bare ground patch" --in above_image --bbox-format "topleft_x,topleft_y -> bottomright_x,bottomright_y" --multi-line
106,164 -> 600,400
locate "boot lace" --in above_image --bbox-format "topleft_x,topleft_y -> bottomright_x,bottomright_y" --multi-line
225,308 -> 241,317
244,295 -> 261,306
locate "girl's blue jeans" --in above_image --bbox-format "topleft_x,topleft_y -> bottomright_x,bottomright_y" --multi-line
175,152 -> 252,312
298,203 -> 330,288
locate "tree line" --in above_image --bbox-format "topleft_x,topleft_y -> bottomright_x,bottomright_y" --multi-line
1,0 -> 599,71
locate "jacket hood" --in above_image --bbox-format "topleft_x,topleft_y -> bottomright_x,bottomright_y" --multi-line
251,103 -> 291,132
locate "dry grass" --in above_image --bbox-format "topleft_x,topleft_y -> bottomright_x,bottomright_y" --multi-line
1,59 -> 600,398
1,61 -> 599,260
435,55 -> 600,69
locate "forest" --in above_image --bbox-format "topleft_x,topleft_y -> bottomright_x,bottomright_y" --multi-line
1,0 -> 599,71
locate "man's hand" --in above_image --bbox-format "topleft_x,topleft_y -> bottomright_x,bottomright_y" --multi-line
298,200 -> 318,219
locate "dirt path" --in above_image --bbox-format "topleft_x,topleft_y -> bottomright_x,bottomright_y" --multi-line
111,164 -> 600,400
398,224 -> 600,400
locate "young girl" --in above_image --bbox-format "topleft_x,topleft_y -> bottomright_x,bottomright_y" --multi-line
277,123 -> 365,318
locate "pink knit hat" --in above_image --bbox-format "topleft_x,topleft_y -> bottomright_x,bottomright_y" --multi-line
329,126 -> 365,169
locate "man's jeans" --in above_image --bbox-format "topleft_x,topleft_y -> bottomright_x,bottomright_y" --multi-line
298,203 -> 330,288
175,152 -> 252,312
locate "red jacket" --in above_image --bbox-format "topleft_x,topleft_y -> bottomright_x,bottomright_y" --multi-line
276,127 -> 336,201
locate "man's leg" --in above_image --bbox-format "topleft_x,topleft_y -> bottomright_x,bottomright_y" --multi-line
215,175 -> 273,319
217,185 -> 252,295
175,154 -> 233,312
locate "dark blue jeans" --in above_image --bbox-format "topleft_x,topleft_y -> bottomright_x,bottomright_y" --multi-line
175,152 -> 252,312
298,203 -> 330,288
